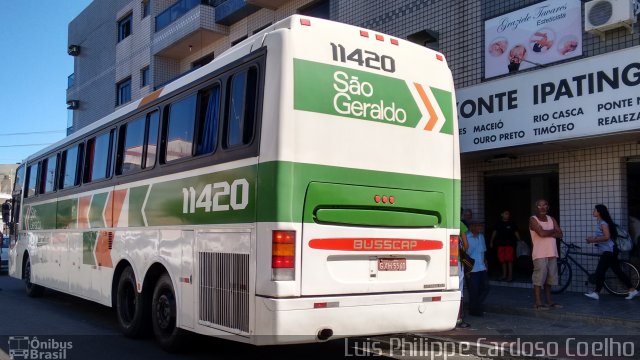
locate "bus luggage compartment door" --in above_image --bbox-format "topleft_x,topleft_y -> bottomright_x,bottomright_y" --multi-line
300,182 -> 449,296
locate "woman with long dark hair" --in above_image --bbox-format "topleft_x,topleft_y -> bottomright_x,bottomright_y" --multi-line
584,204 -> 638,300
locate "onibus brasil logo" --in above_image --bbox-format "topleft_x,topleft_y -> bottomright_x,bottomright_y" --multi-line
8,336 -> 72,360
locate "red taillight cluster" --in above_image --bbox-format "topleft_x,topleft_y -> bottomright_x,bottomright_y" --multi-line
272,230 -> 295,269
449,235 -> 459,267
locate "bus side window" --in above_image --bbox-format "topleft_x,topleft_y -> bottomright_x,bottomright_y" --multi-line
84,130 -> 114,183
117,116 -> 146,174
60,144 -> 82,189
226,67 -> 258,148
25,164 -> 39,198
116,110 -> 160,175
195,85 -> 221,155
145,111 -> 159,168
40,154 -> 58,194
164,95 -> 197,162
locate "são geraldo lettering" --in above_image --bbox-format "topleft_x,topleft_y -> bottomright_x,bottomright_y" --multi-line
332,71 -> 407,123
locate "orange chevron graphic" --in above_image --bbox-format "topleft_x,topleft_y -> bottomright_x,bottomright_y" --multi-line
105,189 -> 127,227
414,83 -> 438,131
95,230 -> 113,268
78,196 -> 91,229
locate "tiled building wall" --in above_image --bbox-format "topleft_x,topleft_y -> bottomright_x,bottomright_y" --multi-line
67,0 -> 131,132
116,0 -> 153,109
462,142 -> 640,293
177,0 -> 315,73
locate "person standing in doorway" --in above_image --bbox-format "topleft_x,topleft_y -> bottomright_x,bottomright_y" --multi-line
584,204 -> 639,300
490,210 -> 521,282
466,221 -> 489,316
529,199 -> 563,310
456,221 -> 470,328
462,209 -> 473,228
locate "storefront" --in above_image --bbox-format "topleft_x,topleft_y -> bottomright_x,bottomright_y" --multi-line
457,45 -> 640,291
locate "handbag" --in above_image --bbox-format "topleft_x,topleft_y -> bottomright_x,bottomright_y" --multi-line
460,248 -> 475,273
615,226 -> 633,252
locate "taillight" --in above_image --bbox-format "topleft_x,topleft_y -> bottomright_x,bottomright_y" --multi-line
272,230 -> 295,280
450,235 -> 459,276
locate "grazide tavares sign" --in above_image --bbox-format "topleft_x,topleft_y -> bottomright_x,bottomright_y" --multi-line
457,46 -> 640,153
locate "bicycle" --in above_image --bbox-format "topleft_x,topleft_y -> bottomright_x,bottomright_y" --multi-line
552,239 -> 640,295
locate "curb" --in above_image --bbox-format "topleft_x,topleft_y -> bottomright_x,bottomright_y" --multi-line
484,303 -> 640,328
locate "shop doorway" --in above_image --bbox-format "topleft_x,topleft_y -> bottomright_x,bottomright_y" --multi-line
627,159 -> 640,257
484,166 -> 559,281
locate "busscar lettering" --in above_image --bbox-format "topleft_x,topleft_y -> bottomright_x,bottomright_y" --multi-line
353,239 -> 418,250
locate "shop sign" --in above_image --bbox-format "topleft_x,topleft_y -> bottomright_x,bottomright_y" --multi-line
484,0 -> 582,79
457,46 -> 640,153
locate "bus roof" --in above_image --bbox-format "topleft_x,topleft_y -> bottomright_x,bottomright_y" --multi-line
24,15 -> 447,164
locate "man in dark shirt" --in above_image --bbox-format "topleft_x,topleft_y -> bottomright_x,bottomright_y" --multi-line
490,210 -> 521,281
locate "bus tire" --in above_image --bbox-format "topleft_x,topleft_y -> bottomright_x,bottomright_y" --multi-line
116,266 -> 147,337
152,273 -> 185,352
24,256 -> 44,298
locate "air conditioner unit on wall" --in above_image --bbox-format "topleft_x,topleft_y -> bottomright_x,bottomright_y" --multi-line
584,0 -> 637,36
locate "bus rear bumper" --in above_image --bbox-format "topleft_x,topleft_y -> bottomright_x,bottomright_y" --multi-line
252,290 -> 460,345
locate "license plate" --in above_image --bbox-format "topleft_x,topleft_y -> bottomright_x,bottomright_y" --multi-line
378,258 -> 406,271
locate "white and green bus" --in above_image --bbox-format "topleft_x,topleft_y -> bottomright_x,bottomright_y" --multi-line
9,15 -> 461,349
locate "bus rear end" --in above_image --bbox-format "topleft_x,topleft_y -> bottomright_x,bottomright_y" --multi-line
254,15 -> 460,344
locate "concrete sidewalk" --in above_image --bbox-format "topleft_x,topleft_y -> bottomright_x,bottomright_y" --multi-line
481,283 -> 640,328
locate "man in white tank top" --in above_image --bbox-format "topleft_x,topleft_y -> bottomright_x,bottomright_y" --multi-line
528,199 -> 563,310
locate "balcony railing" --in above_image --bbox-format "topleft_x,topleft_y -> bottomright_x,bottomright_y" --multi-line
67,73 -> 75,89
155,0 -> 223,32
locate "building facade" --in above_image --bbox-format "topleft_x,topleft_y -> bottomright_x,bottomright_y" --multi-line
67,0 -> 640,292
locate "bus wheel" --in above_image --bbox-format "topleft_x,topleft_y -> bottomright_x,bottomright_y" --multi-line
24,257 -> 44,297
116,266 -> 147,337
152,273 -> 185,352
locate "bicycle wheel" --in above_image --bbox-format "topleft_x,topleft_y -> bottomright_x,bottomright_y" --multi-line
551,259 -> 572,294
604,261 -> 640,296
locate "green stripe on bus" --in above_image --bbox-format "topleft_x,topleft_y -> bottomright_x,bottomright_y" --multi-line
89,193 -> 108,228
57,198 -> 78,229
128,185 -> 149,227
21,162 -> 458,229
256,161 -> 458,227
83,231 -> 97,265
431,87 -> 454,135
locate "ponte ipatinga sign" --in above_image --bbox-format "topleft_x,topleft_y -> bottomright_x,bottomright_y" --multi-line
457,45 -> 640,153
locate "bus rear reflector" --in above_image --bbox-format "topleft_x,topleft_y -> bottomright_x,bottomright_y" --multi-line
450,235 -> 459,276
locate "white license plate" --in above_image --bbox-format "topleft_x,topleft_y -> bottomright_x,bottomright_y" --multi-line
378,258 -> 406,271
